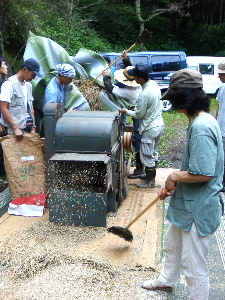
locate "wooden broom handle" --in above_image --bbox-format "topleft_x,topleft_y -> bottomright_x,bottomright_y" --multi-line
125,195 -> 161,229
84,42 -> 137,89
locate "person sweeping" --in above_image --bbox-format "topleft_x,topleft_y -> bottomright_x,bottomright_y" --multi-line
141,69 -> 224,300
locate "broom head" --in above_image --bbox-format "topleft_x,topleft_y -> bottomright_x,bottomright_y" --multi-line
107,226 -> 133,242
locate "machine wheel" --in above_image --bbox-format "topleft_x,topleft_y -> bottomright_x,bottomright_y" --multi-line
123,131 -> 133,152
118,135 -> 129,204
118,136 -> 124,204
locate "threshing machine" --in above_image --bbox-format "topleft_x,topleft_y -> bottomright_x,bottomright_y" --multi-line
44,103 -> 131,227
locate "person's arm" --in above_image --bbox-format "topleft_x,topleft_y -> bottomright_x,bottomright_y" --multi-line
120,94 -> 147,119
158,170 -> 212,199
102,70 -> 114,93
166,170 -> 212,190
30,108 -> 36,134
0,101 -> 24,138
121,51 -> 132,67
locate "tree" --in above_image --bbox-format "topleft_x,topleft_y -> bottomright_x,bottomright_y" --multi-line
63,0 -> 104,52
0,0 -> 4,56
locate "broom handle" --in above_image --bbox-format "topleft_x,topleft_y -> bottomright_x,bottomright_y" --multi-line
84,42 -> 137,89
125,195 -> 161,229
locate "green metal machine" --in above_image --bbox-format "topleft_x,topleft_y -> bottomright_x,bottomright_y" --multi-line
44,103 -> 128,227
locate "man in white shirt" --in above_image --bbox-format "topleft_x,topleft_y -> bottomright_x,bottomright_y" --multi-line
0,58 -> 41,139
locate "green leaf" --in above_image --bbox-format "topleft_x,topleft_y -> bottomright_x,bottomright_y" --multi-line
64,84 -> 90,111
24,31 -> 86,79
73,48 -> 113,87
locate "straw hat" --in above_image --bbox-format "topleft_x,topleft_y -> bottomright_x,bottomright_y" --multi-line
114,66 -> 140,87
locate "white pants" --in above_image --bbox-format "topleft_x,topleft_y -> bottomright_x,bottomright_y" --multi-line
158,223 -> 212,300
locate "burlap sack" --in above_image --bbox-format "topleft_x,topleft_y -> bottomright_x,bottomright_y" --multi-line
0,134 -> 46,200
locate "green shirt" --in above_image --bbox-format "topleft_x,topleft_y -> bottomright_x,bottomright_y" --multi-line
167,113 -> 224,237
126,80 -> 164,134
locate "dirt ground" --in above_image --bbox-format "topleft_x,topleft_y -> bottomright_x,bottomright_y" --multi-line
0,119 -> 187,300
0,168 -> 174,300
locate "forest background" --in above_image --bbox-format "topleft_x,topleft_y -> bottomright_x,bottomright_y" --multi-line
1,0 -> 225,72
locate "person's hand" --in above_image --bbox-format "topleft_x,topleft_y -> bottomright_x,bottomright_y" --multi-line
158,188 -> 172,200
103,70 -> 109,76
31,127 -> 36,134
0,125 -> 3,137
121,50 -> 129,60
14,127 -> 24,140
165,172 -> 178,192
119,108 -> 127,114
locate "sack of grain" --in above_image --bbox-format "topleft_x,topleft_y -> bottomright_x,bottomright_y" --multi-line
0,133 -> 46,200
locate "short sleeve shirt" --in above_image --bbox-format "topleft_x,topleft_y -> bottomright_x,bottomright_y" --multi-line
44,77 -> 65,109
167,113 -> 224,237
216,83 -> 225,137
0,80 -> 29,113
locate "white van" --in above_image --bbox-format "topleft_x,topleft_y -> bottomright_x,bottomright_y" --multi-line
187,56 -> 225,95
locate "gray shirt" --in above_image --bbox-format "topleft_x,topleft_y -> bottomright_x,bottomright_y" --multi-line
125,80 -> 164,134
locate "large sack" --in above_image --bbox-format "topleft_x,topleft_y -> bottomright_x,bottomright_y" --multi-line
0,134 -> 46,200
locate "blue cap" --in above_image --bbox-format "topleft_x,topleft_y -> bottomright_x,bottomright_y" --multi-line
22,58 -> 41,77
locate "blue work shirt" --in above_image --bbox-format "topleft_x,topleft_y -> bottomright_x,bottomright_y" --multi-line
44,77 -> 65,109
167,113 -> 224,237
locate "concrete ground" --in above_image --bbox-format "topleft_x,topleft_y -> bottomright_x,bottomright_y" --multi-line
0,168 -> 225,299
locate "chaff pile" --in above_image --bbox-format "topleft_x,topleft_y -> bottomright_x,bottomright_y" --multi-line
0,220 -> 159,300
0,221 -> 104,279
74,78 -> 103,111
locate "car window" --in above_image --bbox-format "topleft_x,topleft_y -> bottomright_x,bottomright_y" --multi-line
199,64 -> 214,75
129,56 -> 148,65
151,55 -> 181,72
188,66 -> 198,71
113,55 -> 149,70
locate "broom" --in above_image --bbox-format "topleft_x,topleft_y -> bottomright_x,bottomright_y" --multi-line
107,194 -> 161,242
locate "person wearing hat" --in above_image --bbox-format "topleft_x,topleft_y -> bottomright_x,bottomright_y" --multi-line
142,69 -> 223,300
119,62 -> 164,188
215,61 -> 225,191
103,64 -> 143,179
0,58 -> 41,138
44,63 -> 76,109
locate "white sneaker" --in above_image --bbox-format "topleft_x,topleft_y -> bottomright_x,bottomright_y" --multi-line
141,278 -> 173,292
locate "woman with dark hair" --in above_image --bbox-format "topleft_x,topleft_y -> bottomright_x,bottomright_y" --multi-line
0,56 -> 8,91
141,69 -> 224,300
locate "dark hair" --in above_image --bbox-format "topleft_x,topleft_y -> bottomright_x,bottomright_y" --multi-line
0,56 -> 6,66
0,56 -> 7,72
0,56 -> 7,80
103,56 -> 111,65
136,71 -> 149,81
168,88 -> 210,116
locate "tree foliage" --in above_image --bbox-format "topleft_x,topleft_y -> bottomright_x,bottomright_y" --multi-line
1,0 -> 225,69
